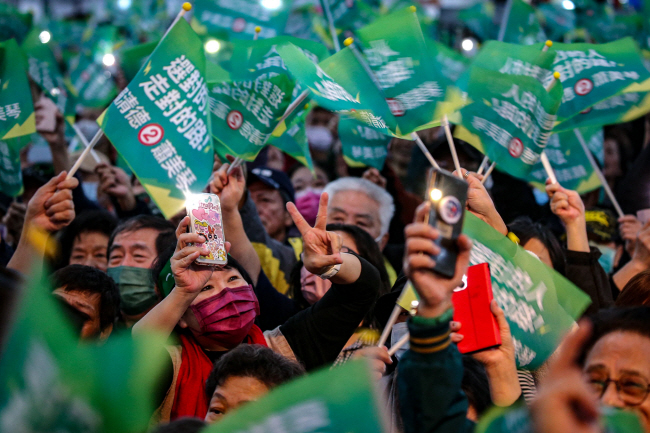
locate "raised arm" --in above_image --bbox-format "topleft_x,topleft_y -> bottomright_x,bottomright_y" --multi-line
613,221 -> 650,291
456,168 -> 508,237
546,181 -> 589,253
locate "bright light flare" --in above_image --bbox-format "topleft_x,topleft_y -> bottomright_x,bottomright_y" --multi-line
261,0 -> 282,10
39,31 -> 51,43
461,38 -> 474,52
118,0 -> 132,10
562,0 -> 575,10
205,39 -> 221,54
430,188 -> 443,201
102,53 -> 116,67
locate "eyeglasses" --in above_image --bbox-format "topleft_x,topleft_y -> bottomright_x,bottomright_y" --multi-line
587,373 -> 650,406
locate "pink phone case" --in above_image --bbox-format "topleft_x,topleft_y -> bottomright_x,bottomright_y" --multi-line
186,193 -> 227,266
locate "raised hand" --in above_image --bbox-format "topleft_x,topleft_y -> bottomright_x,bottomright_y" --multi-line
25,171 -> 78,233
546,181 -> 586,226
171,216 -> 227,295
619,215 -> 642,257
530,321 -> 600,433
352,346 -> 393,381
287,192 -> 343,275
209,159 -> 245,213
403,201 -> 472,318
632,220 -> 650,268
454,168 -> 507,236
362,168 -> 387,189
96,163 -> 136,211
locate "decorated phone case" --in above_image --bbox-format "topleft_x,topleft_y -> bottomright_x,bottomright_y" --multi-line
186,193 -> 227,266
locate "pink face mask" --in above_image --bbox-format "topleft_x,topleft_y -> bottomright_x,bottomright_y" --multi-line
300,266 -> 332,305
294,188 -> 322,227
189,285 -> 259,349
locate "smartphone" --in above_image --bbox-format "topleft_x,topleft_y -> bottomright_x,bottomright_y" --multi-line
186,193 -> 227,266
426,168 -> 469,278
35,95 -> 58,133
452,263 -> 501,354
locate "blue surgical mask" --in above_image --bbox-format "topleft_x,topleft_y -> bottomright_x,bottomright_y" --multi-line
81,181 -> 99,203
592,243 -> 616,274
390,321 -> 409,360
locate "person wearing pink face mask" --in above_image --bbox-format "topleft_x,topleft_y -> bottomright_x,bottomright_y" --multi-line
133,184 -> 381,424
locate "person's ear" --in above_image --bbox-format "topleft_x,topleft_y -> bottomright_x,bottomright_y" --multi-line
284,209 -> 293,228
179,311 -> 191,329
378,233 -> 389,251
99,323 -> 113,340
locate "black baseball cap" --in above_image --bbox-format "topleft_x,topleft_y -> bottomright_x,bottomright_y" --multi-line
248,167 -> 295,203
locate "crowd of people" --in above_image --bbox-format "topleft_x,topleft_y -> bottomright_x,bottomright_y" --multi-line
2,88 -> 650,433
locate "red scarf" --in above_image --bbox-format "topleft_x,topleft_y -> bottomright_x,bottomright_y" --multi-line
170,326 -> 268,420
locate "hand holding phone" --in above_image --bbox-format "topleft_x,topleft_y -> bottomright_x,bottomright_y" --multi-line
426,168 -> 469,278
186,193 -> 227,266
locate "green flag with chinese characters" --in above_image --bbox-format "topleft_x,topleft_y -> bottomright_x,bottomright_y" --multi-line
0,136 -> 26,197
0,264 -> 168,433
502,0 -> 547,45
316,0 -> 378,49
456,67 -> 563,181
202,360 -> 387,433
0,38 -> 35,140
22,29 -> 76,125
544,38 -> 650,130
339,116 -> 391,170
356,7 -> 450,135
268,104 -> 314,173
458,1 -> 497,41
427,39 -> 470,84
191,0 -> 292,41
99,17 -> 214,219
529,127 -> 602,194
463,213 -> 591,369
120,40 -> 159,83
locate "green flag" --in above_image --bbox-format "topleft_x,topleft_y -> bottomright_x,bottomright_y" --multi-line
267,104 -> 314,173
67,53 -> 119,109
191,0 -> 291,41
502,0 -> 547,45
458,2 -> 497,42
0,39 -> 35,140
537,3 -> 576,42
339,115 -> 391,170
463,213 -> 591,368
21,29 -> 76,125
356,7 -> 450,135
0,4 -> 32,44
316,0 -> 378,49
545,38 -> 650,130
426,39 -> 470,84
456,67 -> 563,181
529,126 -> 602,194
99,17 -> 214,219
203,360 -> 387,433
0,264 -> 167,433
277,42 -> 395,133
0,136 -> 26,197
477,405 -> 644,433
120,40 -> 159,83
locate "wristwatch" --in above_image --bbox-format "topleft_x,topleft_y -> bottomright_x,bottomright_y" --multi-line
318,263 -> 341,280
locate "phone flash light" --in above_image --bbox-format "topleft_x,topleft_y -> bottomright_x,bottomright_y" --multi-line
430,188 -> 443,201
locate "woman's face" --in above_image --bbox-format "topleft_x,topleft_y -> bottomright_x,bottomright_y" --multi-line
180,266 -> 248,332
299,230 -> 359,305
584,331 -> 650,432
291,166 -> 328,194
603,138 -> 622,179
523,238 -> 553,269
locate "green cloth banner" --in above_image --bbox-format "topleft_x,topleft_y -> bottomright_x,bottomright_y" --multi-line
464,213 -> 591,369
529,126 -> 602,194
0,38 -> 35,140
545,38 -> 650,130
0,265 -> 167,433
203,360 -> 387,433
339,115 -> 391,170
99,18 -> 214,219
456,66 -> 563,181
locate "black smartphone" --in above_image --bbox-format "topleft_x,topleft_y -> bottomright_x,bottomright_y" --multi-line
426,168 -> 469,278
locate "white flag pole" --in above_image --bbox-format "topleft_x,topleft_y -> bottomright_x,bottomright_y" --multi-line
442,115 -> 463,178
387,332 -> 409,356
67,129 -> 105,179
322,0 -> 341,52
71,124 -> 102,164
540,71 -> 561,184
497,0 -> 514,42
477,156 -> 489,175
574,128 -> 624,217
481,161 -> 497,185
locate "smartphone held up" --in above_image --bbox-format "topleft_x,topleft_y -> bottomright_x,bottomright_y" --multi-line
186,193 -> 227,266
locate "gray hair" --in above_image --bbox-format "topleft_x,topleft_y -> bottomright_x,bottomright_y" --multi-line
323,177 -> 395,237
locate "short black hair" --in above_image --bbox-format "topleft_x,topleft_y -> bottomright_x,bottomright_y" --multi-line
54,210 -> 117,270
508,216 -> 566,274
51,264 -> 120,330
579,307 -> 650,365
461,356 -> 493,417
205,344 -> 304,399
108,215 -> 176,257
151,418 -> 205,433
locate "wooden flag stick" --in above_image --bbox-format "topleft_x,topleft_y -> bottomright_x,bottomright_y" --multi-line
71,123 -> 101,164
67,129 -> 105,179
542,40 -> 553,52
276,90 -> 309,127
161,2 -> 192,40
322,0 -> 341,52
481,161 -> 496,185
411,132 -> 440,170
477,156 -> 489,176
226,157 -> 244,176
443,115 -> 463,178
574,128 -> 624,217
377,305 -> 402,347
540,71 -> 561,184
253,26 -> 261,40
387,332 -> 409,357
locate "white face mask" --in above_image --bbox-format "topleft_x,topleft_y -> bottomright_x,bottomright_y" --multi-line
81,181 -> 99,203
390,321 -> 409,360
306,126 -> 334,151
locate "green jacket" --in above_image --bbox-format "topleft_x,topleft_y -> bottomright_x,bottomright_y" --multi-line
398,310 -> 475,433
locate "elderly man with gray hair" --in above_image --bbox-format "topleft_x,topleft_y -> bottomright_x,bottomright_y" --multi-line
324,177 -> 397,283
